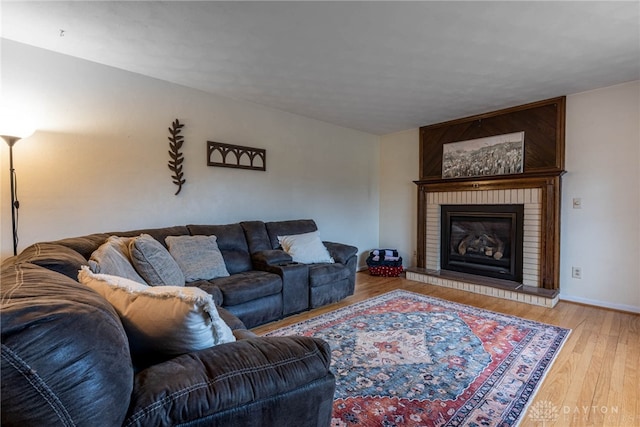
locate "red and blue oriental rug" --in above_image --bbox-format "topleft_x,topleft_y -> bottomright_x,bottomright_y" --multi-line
264,290 -> 570,426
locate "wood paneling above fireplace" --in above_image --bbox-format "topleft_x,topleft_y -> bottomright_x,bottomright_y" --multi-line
415,97 -> 566,290
419,96 -> 565,181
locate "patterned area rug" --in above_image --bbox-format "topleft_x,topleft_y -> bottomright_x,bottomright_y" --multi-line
264,290 -> 570,426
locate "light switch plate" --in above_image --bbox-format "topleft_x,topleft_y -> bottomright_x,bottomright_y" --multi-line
572,198 -> 582,209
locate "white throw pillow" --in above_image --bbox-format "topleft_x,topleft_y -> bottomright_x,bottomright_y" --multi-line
278,231 -> 334,264
78,266 -> 235,357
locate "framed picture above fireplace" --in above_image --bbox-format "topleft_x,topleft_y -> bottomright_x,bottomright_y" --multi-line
442,131 -> 524,179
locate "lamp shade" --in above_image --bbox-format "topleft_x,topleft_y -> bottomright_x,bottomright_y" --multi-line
0,130 -> 34,144
0,112 -> 35,142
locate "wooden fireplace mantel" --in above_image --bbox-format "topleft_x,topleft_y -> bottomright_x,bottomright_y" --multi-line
415,171 -> 564,290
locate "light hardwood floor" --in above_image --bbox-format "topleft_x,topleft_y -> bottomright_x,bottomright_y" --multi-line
252,272 -> 640,427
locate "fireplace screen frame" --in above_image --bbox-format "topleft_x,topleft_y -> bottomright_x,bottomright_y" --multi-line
440,204 -> 524,282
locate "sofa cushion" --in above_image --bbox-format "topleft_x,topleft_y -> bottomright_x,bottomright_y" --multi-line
224,294 -> 284,330
109,226 -> 190,248
186,280 -> 224,306
78,267 -> 235,358
187,224 -> 253,274
308,263 -> 352,287
89,236 -> 146,284
46,233 -> 112,259
251,249 -> 293,266
310,278 -> 352,308
240,220 -> 272,252
130,234 -> 185,286
165,235 -> 230,282
212,271 -> 282,306
278,231 -> 334,264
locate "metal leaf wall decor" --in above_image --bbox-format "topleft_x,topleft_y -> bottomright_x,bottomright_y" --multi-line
167,119 -> 186,195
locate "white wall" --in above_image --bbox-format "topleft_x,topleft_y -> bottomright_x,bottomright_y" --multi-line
560,81 -> 639,312
0,40 -> 380,265
380,81 -> 640,312
379,128 -> 419,266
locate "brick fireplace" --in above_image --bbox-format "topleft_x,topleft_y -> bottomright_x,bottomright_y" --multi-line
408,97 -> 566,307
408,175 -> 562,307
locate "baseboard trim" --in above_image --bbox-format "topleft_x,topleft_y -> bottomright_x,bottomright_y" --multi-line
559,294 -> 640,314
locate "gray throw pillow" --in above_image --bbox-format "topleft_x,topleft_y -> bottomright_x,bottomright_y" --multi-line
165,235 -> 230,282
88,236 -> 147,284
129,234 -> 185,286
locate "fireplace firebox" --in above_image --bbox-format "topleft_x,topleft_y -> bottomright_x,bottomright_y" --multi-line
440,204 -> 524,282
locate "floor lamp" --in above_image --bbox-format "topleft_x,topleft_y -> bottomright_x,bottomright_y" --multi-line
2,133 -> 31,256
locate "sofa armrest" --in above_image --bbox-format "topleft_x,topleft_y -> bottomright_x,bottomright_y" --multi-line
233,328 -> 258,340
186,280 -> 224,306
258,262 -> 310,316
14,242 -> 88,280
1,263 -> 134,427
323,241 -> 358,265
216,305 -> 248,331
251,249 -> 293,266
126,337 -> 334,427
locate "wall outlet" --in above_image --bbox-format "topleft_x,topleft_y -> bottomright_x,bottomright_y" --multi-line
572,267 -> 582,279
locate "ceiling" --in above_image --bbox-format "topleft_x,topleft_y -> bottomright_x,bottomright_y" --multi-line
2,1 -> 639,135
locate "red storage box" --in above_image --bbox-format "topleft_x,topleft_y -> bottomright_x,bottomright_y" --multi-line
366,249 -> 403,277
368,265 -> 404,277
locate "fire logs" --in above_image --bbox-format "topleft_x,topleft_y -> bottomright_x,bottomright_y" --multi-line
457,233 -> 504,260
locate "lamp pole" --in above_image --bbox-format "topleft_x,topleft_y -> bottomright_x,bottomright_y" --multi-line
3,136 -> 20,256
